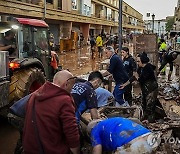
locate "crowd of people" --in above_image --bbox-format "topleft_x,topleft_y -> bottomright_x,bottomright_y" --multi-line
11,69 -> 159,154
8,32 -> 180,154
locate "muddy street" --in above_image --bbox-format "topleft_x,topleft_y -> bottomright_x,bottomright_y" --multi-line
59,46 -> 106,76
0,116 -> 19,154
0,44 -> 179,153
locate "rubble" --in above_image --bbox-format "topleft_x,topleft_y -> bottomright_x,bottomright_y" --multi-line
79,72 -> 180,153
158,80 -> 179,102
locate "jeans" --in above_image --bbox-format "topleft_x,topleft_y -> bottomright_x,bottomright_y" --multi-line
113,84 -> 125,105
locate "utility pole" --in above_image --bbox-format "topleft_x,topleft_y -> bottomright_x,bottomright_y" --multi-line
118,0 -> 122,53
43,0 -> 47,20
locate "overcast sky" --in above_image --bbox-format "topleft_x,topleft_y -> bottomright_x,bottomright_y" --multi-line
123,0 -> 178,20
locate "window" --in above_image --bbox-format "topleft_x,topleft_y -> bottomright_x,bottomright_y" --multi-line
84,4 -> 87,15
22,27 -> 32,57
87,6 -> 91,16
58,0 -> 62,10
34,28 -> 49,53
47,0 -> 53,4
91,4 -> 94,14
72,0 -> 77,10
124,6 -> 127,12
114,0 -> 117,7
107,8 -> 112,20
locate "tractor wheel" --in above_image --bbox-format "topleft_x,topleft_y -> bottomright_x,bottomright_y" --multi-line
9,68 -> 45,103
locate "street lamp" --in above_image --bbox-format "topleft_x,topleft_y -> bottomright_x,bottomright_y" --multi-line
158,20 -> 160,36
118,0 -> 123,53
151,14 -> 155,33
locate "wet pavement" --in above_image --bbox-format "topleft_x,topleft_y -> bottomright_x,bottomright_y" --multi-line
58,46 -> 106,76
0,116 -> 19,154
0,45 -> 106,154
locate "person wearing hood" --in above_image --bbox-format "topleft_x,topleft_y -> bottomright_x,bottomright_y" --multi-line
121,47 -> 137,106
23,70 -> 80,154
120,52 -> 158,123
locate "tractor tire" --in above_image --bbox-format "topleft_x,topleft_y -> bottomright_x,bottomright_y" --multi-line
9,68 -> 45,103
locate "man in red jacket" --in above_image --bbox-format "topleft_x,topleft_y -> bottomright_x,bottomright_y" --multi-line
23,70 -> 80,154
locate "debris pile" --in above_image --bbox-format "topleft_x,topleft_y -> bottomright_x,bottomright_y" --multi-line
145,119 -> 180,154
158,80 -> 180,102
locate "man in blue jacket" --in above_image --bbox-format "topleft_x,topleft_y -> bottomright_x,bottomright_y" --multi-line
103,46 -> 129,106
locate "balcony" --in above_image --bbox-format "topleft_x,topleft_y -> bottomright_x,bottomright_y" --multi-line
0,0 -> 118,26
16,0 -> 42,5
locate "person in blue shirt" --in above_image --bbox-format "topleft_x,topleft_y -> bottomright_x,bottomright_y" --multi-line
87,117 -> 157,154
71,71 -> 104,123
95,87 -> 114,107
103,46 -> 129,106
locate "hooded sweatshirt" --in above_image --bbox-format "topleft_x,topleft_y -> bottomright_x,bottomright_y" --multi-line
23,81 -> 80,154
137,63 -> 158,96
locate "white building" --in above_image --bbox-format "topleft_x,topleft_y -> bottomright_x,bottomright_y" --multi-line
144,20 -> 167,36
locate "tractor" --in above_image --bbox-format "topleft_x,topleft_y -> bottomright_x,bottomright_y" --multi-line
0,17 -> 59,111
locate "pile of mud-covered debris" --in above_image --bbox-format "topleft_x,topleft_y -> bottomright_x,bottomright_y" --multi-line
78,72 -> 180,153
158,79 -> 180,103
81,80 -> 180,153
149,79 -> 180,153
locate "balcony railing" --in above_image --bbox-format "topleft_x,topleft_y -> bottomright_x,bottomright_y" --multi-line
16,0 -> 41,5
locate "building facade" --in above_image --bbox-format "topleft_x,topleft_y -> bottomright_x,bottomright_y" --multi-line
174,0 -> 180,31
0,0 -> 144,50
145,19 -> 167,36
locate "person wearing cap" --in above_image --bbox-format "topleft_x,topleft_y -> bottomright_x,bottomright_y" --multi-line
158,50 -> 179,80
71,71 -> 104,123
87,117 -> 157,154
120,52 -> 158,123
121,47 -> 137,106
103,46 -> 129,106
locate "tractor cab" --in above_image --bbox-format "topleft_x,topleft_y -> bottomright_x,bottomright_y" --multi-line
0,18 -> 59,103
0,18 -> 50,57
0,18 -> 58,81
